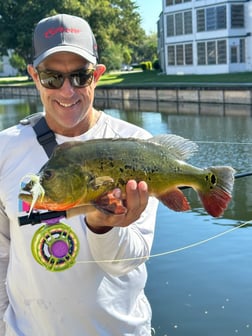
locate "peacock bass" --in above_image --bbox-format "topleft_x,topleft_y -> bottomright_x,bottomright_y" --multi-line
19,134 -> 235,217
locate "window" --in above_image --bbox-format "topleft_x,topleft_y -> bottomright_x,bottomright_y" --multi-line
240,39 -> 245,63
167,15 -> 174,36
166,0 -> 191,5
230,39 -> 246,63
167,43 -> 193,66
185,44 -> 193,65
184,11 -> 192,34
197,42 -> 206,65
168,46 -> 175,65
216,6 -> 226,29
197,9 -> 205,32
231,5 -> 244,28
197,40 -> 227,65
207,41 -> 216,64
197,5 -> 226,32
166,11 -> 192,36
176,45 -> 184,65
175,13 -> 183,35
217,40 -> 227,64
230,46 -> 237,63
206,7 -> 215,31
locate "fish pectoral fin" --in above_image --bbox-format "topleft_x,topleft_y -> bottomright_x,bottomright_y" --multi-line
93,191 -> 127,215
158,188 -> 191,212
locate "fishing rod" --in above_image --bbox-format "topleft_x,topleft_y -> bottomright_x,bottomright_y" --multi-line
234,171 -> 252,179
19,210 -> 66,226
18,171 -> 252,226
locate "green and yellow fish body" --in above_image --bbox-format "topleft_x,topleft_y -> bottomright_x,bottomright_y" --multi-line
19,134 -> 235,217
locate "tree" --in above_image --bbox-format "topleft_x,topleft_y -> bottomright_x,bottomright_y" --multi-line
123,49 -> 132,65
135,32 -> 158,63
101,42 -> 124,71
0,0 -> 145,70
9,53 -> 26,75
0,1 -> 57,63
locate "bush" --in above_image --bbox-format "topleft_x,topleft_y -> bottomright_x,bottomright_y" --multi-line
140,61 -> 152,71
152,59 -> 160,70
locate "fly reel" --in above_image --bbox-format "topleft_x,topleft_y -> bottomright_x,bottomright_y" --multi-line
31,222 -> 79,272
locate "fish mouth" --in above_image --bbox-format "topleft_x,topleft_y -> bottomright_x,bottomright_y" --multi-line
20,174 -> 45,214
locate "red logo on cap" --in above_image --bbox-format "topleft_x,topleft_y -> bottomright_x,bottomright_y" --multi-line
45,26 -> 81,38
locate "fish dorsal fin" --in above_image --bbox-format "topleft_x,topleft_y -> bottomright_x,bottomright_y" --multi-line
149,134 -> 198,160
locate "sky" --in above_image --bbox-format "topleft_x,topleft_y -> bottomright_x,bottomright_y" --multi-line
135,0 -> 162,33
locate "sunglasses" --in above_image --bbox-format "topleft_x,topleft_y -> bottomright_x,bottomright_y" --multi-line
36,68 -> 95,89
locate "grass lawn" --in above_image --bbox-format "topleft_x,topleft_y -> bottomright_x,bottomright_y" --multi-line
97,70 -> 252,87
1,70 -> 252,87
0,76 -> 34,86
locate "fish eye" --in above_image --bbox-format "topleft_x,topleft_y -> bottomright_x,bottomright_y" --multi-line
43,169 -> 55,180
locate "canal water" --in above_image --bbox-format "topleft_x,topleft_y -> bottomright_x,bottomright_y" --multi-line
1,98 -> 252,336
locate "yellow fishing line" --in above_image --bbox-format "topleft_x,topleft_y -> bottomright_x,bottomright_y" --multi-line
76,220 -> 251,265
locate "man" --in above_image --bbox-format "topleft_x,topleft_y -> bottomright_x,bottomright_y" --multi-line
0,14 -> 158,335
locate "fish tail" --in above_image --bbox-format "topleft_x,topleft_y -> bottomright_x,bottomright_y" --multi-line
198,166 -> 235,217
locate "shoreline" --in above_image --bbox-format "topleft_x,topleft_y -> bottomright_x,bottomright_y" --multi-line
0,84 -> 251,116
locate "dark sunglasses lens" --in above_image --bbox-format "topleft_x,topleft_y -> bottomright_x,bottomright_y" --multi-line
39,72 -> 64,89
38,69 -> 94,89
71,70 -> 94,87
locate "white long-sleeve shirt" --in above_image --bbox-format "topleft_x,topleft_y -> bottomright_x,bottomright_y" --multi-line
0,111 -> 158,336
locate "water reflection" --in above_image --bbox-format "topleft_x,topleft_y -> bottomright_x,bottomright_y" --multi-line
0,98 -> 43,130
1,98 -> 252,336
94,97 -> 252,117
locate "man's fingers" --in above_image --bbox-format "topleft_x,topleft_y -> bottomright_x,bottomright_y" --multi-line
85,181 -> 150,231
122,180 -> 149,224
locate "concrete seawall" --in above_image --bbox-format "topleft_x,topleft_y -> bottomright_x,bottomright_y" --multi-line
1,85 -> 252,116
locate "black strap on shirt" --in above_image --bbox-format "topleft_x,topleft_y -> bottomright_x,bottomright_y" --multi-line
20,112 -> 57,158
32,116 -> 57,157
19,113 -> 60,226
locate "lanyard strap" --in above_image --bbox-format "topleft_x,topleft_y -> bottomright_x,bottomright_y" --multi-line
32,116 -> 57,157
20,112 -> 57,158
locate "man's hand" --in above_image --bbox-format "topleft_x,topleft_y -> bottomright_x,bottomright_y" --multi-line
85,180 -> 149,234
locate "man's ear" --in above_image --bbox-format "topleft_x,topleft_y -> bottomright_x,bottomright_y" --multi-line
93,64 -> 106,85
27,65 -> 40,90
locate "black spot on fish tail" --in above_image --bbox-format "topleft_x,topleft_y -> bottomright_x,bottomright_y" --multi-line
205,173 -> 217,189
211,174 -> 217,185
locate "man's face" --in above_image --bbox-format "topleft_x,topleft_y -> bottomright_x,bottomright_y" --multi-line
28,52 -> 105,136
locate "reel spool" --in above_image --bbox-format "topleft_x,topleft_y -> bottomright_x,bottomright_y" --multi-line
31,222 -> 79,272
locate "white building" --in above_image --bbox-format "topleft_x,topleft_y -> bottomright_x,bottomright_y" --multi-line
0,52 -> 18,77
158,0 -> 252,74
